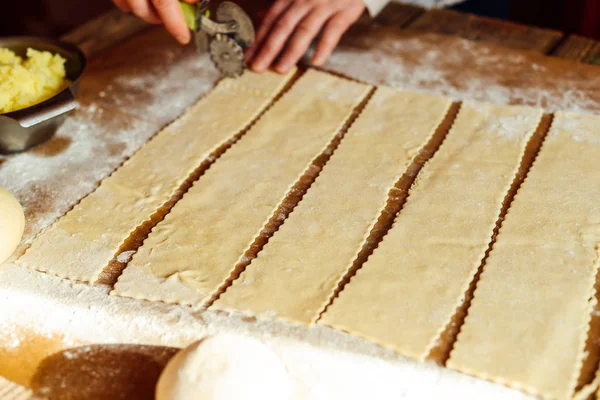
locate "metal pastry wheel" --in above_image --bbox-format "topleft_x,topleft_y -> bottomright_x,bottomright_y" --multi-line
180,0 -> 255,77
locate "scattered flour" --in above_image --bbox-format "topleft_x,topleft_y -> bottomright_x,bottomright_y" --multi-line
0,264 -> 535,400
0,51 -> 220,259
550,111 -> 600,144
116,251 -> 136,264
0,104 -> 158,256
1,26 -> 599,399
325,29 -> 600,115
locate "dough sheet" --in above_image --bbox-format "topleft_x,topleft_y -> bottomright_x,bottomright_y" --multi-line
320,102 -> 543,360
17,70 -> 295,282
447,112 -> 600,400
112,70 -> 371,306
212,88 -> 452,324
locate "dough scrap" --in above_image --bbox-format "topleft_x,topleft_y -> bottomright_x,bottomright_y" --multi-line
17,70 -> 295,282
213,88 -> 452,325
448,111 -> 600,400
0,186 -> 25,265
112,70 -> 371,306
320,102 -> 543,360
155,334 -> 291,400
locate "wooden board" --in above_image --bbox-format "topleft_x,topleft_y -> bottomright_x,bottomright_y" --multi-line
373,2 -> 424,28
553,35 -> 599,61
60,9 -> 149,57
408,8 -> 563,53
62,5 -> 600,65
324,25 -> 600,114
3,7 -> 600,399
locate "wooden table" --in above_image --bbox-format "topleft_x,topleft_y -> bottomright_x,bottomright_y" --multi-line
62,2 -> 600,65
3,3 -> 600,399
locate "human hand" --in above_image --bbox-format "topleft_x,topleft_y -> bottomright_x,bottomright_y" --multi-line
246,0 -> 366,73
112,0 -> 199,44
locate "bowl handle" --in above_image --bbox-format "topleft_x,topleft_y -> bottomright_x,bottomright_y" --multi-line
15,90 -> 78,128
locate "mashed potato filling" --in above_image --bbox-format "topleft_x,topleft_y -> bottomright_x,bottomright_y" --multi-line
0,48 -> 67,114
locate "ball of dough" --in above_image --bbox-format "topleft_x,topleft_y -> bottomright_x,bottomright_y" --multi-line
0,186 -> 24,264
156,334 -> 291,400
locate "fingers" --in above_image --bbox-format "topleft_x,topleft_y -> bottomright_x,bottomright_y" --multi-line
251,4 -> 314,72
248,0 -> 365,73
113,0 -> 132,13
312,13 -> 355,65
245,0 -> 292,61
151,0 -> 191,44
127,0 -> 162,24
274,9 -> 332,73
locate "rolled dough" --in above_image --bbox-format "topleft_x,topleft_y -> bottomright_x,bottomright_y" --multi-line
112,70 -> 371,307
320,102 -> 543,360
213,88 -> 452,325
12,63 -> 598,399
17,70 -> 295,282
448,111 -> 600,400
156,334 -> 291,400
0,186 -> 24,265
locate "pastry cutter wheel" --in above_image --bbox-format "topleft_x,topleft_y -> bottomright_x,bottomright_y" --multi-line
179,0 -> 255,77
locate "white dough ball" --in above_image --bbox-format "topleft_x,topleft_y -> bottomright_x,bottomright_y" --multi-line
0,186 -> 24,264
156,334 -> 292,400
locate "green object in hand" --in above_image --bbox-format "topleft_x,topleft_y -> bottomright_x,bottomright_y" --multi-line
589,56 -> 600,65
179,1 -> 198,31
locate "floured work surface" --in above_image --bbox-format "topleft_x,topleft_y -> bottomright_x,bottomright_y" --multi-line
3,24 -> 600,400
13,68 -> 600,400
113,69 -> 370,306
18,70 -> 295,283
448,112 -> 600,400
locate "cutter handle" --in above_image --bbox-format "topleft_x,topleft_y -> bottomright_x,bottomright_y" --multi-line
179,1 -> 198,31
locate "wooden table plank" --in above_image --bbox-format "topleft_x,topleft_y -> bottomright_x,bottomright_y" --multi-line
63,4 -> 600,69
409,8 -> 466,36
585,42 -> 600,65
552,35 -> 597,61
374,2 -> 424,28
409,8 -> 563,53
60,8 -> 149,58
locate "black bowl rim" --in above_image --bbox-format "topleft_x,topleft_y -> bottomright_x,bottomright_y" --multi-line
0,36 -> 87,118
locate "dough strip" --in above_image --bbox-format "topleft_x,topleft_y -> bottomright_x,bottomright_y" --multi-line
320,102 -> 543,360
448,112 -> 600,400
212,88 -> 453,325
427,113 -> 554,364
17,70 -> 295,282
112,69 -> 371,307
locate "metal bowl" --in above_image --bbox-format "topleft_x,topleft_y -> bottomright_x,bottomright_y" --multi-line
0,37 -> 86,153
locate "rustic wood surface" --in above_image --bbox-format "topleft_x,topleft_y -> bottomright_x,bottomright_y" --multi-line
61,2 -> 600,64
553,35 -> 598,61
409,8 -> 563,53
373,2 -> 423,28
60,8 -> 149,57
4,2 -> 600,399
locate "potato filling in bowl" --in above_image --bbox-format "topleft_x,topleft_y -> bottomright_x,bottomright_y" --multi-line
0,48 -> 68,114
